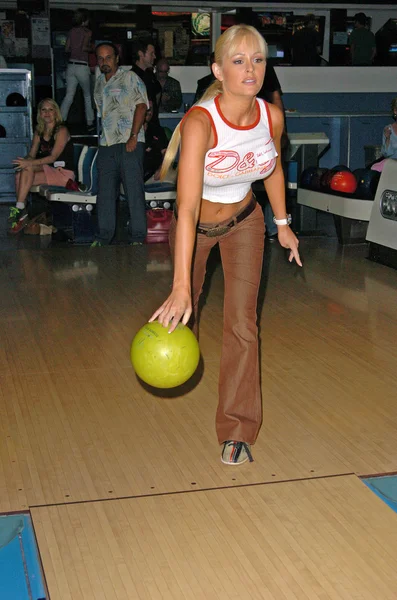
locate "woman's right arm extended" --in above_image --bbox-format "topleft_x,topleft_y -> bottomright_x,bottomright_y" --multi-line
149,109 -> 212,332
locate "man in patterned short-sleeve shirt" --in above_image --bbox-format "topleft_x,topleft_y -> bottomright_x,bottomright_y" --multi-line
93,42 -> 149,245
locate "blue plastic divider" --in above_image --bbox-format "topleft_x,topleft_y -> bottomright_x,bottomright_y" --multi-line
0,513 -> 46,599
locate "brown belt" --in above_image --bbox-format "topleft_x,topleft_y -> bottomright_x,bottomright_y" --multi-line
174,195 -> 257,238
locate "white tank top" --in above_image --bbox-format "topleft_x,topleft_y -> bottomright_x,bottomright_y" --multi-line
185,95 -> 278,204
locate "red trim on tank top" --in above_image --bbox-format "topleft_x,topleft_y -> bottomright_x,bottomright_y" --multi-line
214,94 -> 260,130
263,99 -> 274,138
180,106 -> 218,149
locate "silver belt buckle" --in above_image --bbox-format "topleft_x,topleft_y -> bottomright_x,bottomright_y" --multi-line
205,225 -> 230,237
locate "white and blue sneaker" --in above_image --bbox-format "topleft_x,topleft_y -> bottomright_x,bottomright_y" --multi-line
221,441 -> 254,465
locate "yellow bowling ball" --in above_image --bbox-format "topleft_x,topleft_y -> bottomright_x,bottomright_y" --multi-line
131,321 -> 200,388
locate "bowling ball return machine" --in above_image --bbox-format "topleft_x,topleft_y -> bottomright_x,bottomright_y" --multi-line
366,158 -> 397,270
297,160 -> 383,245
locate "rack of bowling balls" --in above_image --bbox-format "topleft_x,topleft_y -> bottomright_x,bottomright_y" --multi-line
300,164 -> 381,201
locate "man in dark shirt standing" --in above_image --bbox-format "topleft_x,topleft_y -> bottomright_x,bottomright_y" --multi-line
291,15 -> 321,66
143,101 -> 169,181
132,39 -> 161,122
257,61 -> 284,112
194,52 -> 215,103
349,13 -> 376,66
257,62 -> 289,240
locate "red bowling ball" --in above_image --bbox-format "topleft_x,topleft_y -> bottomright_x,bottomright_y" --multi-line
330,171 -> 357,194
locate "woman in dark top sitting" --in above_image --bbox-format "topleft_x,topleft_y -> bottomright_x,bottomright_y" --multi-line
9,98 -> 74,234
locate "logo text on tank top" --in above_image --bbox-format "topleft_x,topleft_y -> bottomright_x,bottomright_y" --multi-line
205,139 -> 276,179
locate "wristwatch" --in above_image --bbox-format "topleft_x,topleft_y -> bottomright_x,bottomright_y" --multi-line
273,214 -> 292,226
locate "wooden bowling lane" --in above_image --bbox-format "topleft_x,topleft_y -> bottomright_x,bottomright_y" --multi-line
0,364 -> 351,513
1,241 -> 397,512
31,475 -> 397,600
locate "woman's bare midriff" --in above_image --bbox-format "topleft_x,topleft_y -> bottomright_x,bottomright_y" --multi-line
199,189 -> 253,225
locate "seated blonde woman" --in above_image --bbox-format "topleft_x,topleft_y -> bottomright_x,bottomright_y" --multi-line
9,98 -> 75,234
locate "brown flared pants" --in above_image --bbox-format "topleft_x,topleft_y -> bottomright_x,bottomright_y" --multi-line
170,200 -> 265,445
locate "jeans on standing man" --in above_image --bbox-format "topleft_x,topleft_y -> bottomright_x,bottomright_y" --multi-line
96,143 -> 146,243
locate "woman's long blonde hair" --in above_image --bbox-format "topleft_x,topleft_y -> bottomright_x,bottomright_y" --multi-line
36,98 -> 63,137
160,24 -> 267,179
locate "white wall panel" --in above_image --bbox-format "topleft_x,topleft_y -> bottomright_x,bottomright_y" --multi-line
274,66 -> 397,93
167,65 -> 397,94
